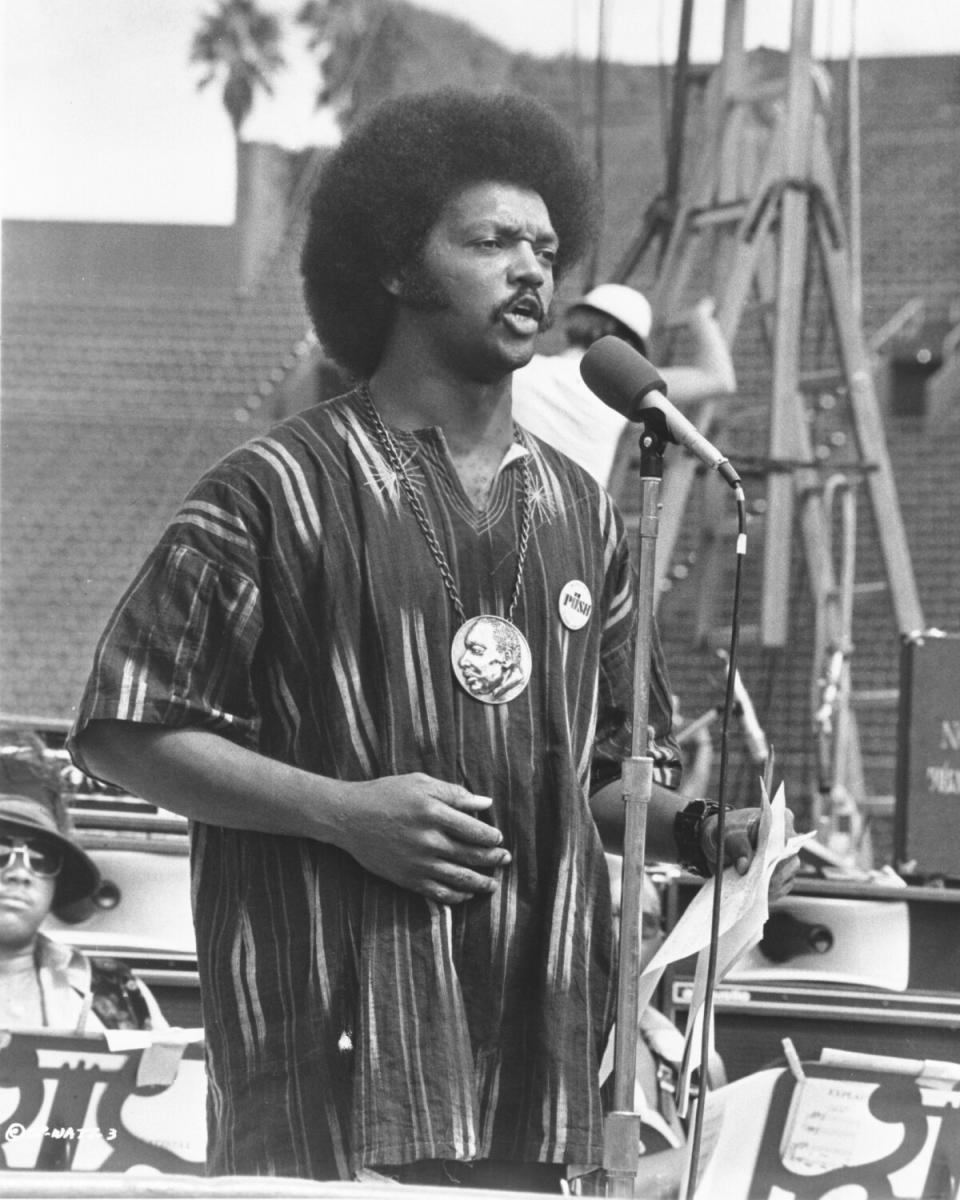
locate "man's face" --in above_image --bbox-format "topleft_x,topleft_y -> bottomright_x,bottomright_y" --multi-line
458,619 -> 510,696
393,181 -> 557,381
0,838 -> 57,951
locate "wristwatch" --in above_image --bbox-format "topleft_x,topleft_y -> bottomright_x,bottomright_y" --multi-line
673,799 -> 729,877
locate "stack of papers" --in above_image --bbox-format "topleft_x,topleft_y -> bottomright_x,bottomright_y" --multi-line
631,783 -> 815,1113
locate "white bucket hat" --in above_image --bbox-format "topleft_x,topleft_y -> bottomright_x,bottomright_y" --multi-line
573,284 -> 653,345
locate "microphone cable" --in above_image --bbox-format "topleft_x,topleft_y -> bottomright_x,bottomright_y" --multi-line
684,480 -> 749,1200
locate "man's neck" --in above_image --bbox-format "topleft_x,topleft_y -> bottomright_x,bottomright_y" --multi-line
368,357 -> 519,510
368,360 -> 514,459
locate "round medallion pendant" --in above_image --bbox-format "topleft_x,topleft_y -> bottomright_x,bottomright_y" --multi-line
451,614 -> 532,705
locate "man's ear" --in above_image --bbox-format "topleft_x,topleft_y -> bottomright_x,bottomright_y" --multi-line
381,271 -> 403,298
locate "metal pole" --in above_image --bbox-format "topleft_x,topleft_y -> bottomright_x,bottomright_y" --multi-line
848,0 -> 863,328
603,432 -> 665,1197
762,0 -> 816,646
586,0 -> 609,290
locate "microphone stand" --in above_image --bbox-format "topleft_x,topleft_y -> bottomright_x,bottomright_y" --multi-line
603,425 -> 668,1197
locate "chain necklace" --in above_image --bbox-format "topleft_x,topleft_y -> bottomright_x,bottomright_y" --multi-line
360,383 -> 533,705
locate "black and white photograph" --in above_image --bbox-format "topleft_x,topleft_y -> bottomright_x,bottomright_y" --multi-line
2,1 -> 960,1195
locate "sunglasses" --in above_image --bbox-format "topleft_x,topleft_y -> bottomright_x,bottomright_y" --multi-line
0,836 -> 64,879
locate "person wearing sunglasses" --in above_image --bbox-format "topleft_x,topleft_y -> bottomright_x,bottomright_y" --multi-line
0,792 -> 164,1032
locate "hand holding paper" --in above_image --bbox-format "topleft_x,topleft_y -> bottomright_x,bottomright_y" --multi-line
627,784 -> 811,1023
675,783 -> 815,1109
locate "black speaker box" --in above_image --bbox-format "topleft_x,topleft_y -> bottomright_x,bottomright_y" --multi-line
668,979 -> 960,1082
663,876 -> 960,1082
895,630 -> 960,880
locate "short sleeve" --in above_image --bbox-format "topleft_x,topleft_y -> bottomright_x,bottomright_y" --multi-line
69,486 -> 264,774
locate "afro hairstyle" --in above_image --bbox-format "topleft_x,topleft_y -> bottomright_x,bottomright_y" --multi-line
300,87 -> 599,379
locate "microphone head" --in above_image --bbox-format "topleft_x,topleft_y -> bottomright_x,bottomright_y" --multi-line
581,335 -> 741,487
579,336 -> 666,421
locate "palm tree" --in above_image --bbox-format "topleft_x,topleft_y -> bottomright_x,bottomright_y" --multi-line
190,0 -> 286,140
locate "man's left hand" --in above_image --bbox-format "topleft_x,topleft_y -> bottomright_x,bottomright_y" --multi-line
700,806 -> 801,900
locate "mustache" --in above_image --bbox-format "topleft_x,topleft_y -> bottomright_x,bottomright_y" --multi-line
500,290 -> 553,331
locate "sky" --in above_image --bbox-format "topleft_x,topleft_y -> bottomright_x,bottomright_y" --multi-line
3,0 -> 960,225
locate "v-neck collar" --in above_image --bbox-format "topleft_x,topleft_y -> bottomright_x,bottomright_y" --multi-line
353,389 -> 531,521
421,425 -> 530,520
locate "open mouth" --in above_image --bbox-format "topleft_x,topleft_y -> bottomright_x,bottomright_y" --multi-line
502,293 -> 544,335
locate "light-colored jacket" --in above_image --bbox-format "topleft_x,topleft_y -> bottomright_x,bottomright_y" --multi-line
35,932 -> 166,1033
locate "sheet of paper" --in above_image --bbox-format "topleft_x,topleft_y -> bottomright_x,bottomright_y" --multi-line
678,1083 -> 725,1198
689,1062 -> 959,1199
777,1073 -> 948,1195
634,783 -> 811,1008
674,784 -> 816,1109
779,1076 -> 896,1172
104,1026 -> 205,1052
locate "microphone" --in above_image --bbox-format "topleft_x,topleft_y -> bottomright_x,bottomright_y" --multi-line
580,336 -> 740,487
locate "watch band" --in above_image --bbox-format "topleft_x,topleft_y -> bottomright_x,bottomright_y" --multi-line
673,799 -> 729,877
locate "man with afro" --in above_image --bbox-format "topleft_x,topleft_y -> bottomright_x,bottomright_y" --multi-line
72,87 -> 772,1188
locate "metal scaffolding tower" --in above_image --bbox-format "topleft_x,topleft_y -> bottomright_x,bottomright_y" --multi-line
609,0 -> 925,859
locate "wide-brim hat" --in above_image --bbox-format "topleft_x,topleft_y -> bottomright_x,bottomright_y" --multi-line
0,793 -> 100,908
572,283 -> 653,347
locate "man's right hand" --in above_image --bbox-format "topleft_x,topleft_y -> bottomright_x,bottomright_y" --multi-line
75,723 -> 509,905
332,774 -> 511,905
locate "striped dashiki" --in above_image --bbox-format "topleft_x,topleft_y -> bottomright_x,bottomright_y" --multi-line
70,388 -> 681,1180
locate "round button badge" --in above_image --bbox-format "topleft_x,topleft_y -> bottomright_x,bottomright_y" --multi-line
558,580 -> 593,630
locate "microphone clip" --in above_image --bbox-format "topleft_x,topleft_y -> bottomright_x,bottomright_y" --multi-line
634,403 -> 672,446
630,367 -> 673,465
635,414 -> 670,477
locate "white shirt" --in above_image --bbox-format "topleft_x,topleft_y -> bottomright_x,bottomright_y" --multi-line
512,348 -> 629,487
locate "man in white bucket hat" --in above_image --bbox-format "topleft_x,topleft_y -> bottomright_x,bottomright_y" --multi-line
513,285 -> 735,487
